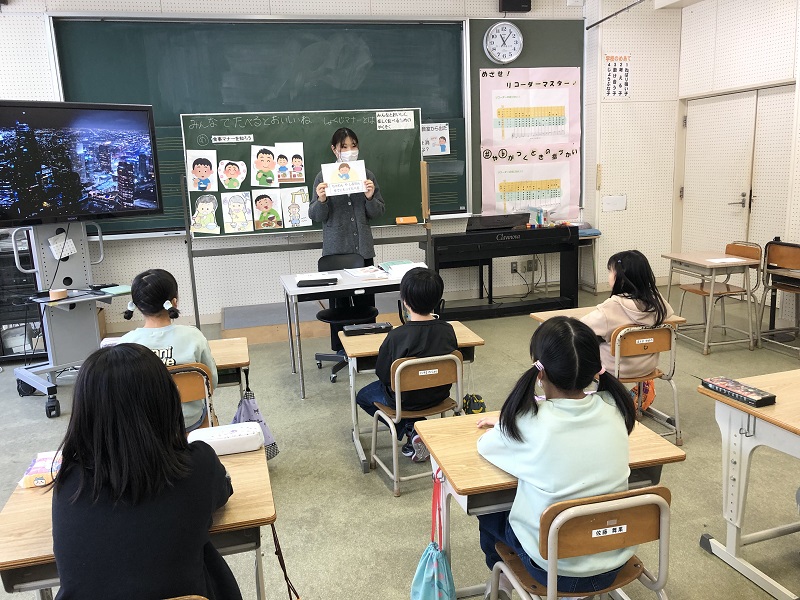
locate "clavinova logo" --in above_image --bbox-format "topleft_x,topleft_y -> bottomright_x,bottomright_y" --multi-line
495,233 -> 521,241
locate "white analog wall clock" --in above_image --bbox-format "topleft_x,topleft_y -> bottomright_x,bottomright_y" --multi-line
483,22 -> 523,65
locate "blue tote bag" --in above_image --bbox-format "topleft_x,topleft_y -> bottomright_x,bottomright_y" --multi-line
410,469 -> 456,600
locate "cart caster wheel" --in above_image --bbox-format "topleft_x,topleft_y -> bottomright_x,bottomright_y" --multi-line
45,397 -> 61,418
316,361 -> 322,369
330,373 -> 337,383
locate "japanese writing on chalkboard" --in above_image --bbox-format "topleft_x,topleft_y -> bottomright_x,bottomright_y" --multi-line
605,54 -> 630,100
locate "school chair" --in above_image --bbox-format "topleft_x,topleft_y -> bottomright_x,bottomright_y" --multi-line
488,485 -> 671,600
758,239 -> 800,359
677,241 -> 762,344
168,363 -> 216,429
369,351 -> 463,497
314,253 -> 379,383
611,324 -> 681,446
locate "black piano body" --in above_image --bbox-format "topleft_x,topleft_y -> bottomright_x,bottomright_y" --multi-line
424,226 -> 579,320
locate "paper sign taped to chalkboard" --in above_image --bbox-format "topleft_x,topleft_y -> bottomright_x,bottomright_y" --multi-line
377,110 -> 415,131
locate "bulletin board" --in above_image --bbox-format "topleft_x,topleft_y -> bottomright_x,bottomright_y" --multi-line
180,109 -> 423,237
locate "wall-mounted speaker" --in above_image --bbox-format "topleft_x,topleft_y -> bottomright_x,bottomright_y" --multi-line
499,0 -> 531,12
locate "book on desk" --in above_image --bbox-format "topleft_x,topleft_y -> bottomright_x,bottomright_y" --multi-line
701,376 -> 776,407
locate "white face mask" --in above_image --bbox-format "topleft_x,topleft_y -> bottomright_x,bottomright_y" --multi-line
338,149 -> 359,162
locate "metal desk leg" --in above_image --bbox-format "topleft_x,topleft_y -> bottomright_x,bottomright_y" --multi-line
702,274 -> 717,355
284,291 -> 296,374
255,530 -> 266,600
239,366 -> 248,397
349,357 -> 369,473
745,269 -> 755,350
432,462 -> 484,599
666,262 -> 674,303
700,404 -> 800,600
293,298 -> 305,398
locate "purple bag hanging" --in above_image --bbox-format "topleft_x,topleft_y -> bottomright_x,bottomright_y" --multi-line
232,370 -> 279,460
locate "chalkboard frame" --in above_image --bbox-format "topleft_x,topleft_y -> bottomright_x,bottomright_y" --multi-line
53,18 -> 469,236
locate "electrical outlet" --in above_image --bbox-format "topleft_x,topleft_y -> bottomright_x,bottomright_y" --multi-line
526,259 -> 534,272
510,262 -> 518,273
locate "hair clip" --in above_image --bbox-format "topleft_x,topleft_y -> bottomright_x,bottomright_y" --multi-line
532,360 -> 544,371
163,300 -> 173,311
127,301 -> 136,312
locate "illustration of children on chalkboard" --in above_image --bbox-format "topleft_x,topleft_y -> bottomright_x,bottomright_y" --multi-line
438,136 -> 447,153
280,187 -> 311,229
254,194 -> 283,229
287,203 -> 301,227
191,194 -> 220,235
218,160 -> 247,190
277,154 -> 290,179
251,146 -> 278,188
275,142 -> 305,183
222,192 -> 254,234
186,150 -> 218,192
292,154 -> 304,176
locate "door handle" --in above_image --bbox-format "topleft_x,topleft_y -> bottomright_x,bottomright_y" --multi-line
728,192 -> 746,207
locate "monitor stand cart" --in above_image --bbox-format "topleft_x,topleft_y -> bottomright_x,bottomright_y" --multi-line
11,222 -> 106,418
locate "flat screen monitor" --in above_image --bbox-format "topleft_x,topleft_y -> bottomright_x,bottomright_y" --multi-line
0,101 -> 163,228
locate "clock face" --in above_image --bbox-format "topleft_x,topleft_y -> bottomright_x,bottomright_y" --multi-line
484,22 -> 523,65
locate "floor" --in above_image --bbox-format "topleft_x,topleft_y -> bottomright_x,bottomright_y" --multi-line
1,287 -> 799,599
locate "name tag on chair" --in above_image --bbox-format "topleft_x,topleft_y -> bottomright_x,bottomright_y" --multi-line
419,369 -> 439,376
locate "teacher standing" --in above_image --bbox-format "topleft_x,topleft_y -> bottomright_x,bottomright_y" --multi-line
309,127 -> 385,263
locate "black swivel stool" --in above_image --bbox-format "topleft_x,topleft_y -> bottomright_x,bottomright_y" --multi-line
315,253 -> 379,383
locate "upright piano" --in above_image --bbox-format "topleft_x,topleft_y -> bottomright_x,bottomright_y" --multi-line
424,226 -> 579,320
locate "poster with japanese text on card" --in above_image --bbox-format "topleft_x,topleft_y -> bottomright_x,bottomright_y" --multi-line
604,53 -> 630,100
479,67 -> 581,218
480,143 -> 580,220
479,67 -> 581,146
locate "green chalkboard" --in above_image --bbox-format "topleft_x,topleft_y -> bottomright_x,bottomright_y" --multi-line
53,20 -> 466,235
181,109 -> 422,235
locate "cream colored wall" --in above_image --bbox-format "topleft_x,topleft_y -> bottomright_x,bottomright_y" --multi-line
1,1 -> 590,326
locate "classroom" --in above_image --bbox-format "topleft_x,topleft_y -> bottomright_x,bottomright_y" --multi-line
2,0 -> 800,598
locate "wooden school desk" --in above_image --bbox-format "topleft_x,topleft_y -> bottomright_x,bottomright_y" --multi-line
0,450 -> 275,600
662,251 -> 760,355
280,270 -> 402,399
531,306 -> 687,326
698,369 -> 800,600
338,321 -> 485,473
209,336 -> 250,395
415,413 -> 686,597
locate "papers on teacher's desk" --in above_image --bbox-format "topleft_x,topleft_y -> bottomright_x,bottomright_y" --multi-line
377,260 -> 428,279
344,265 -> 389,279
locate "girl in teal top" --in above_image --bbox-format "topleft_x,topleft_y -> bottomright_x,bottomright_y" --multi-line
476,317 -> 636,599
120,269 -> 217,432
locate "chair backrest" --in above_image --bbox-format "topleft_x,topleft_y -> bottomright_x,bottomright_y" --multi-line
726,241 -> 762,291
318,253 -> 365,271
167,363 -> 214,429
725,241 -> 761,263
539,485 -> 671,560
610,324 -> 676,379
389,351 -> 463,416
764,240 -> 800,271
